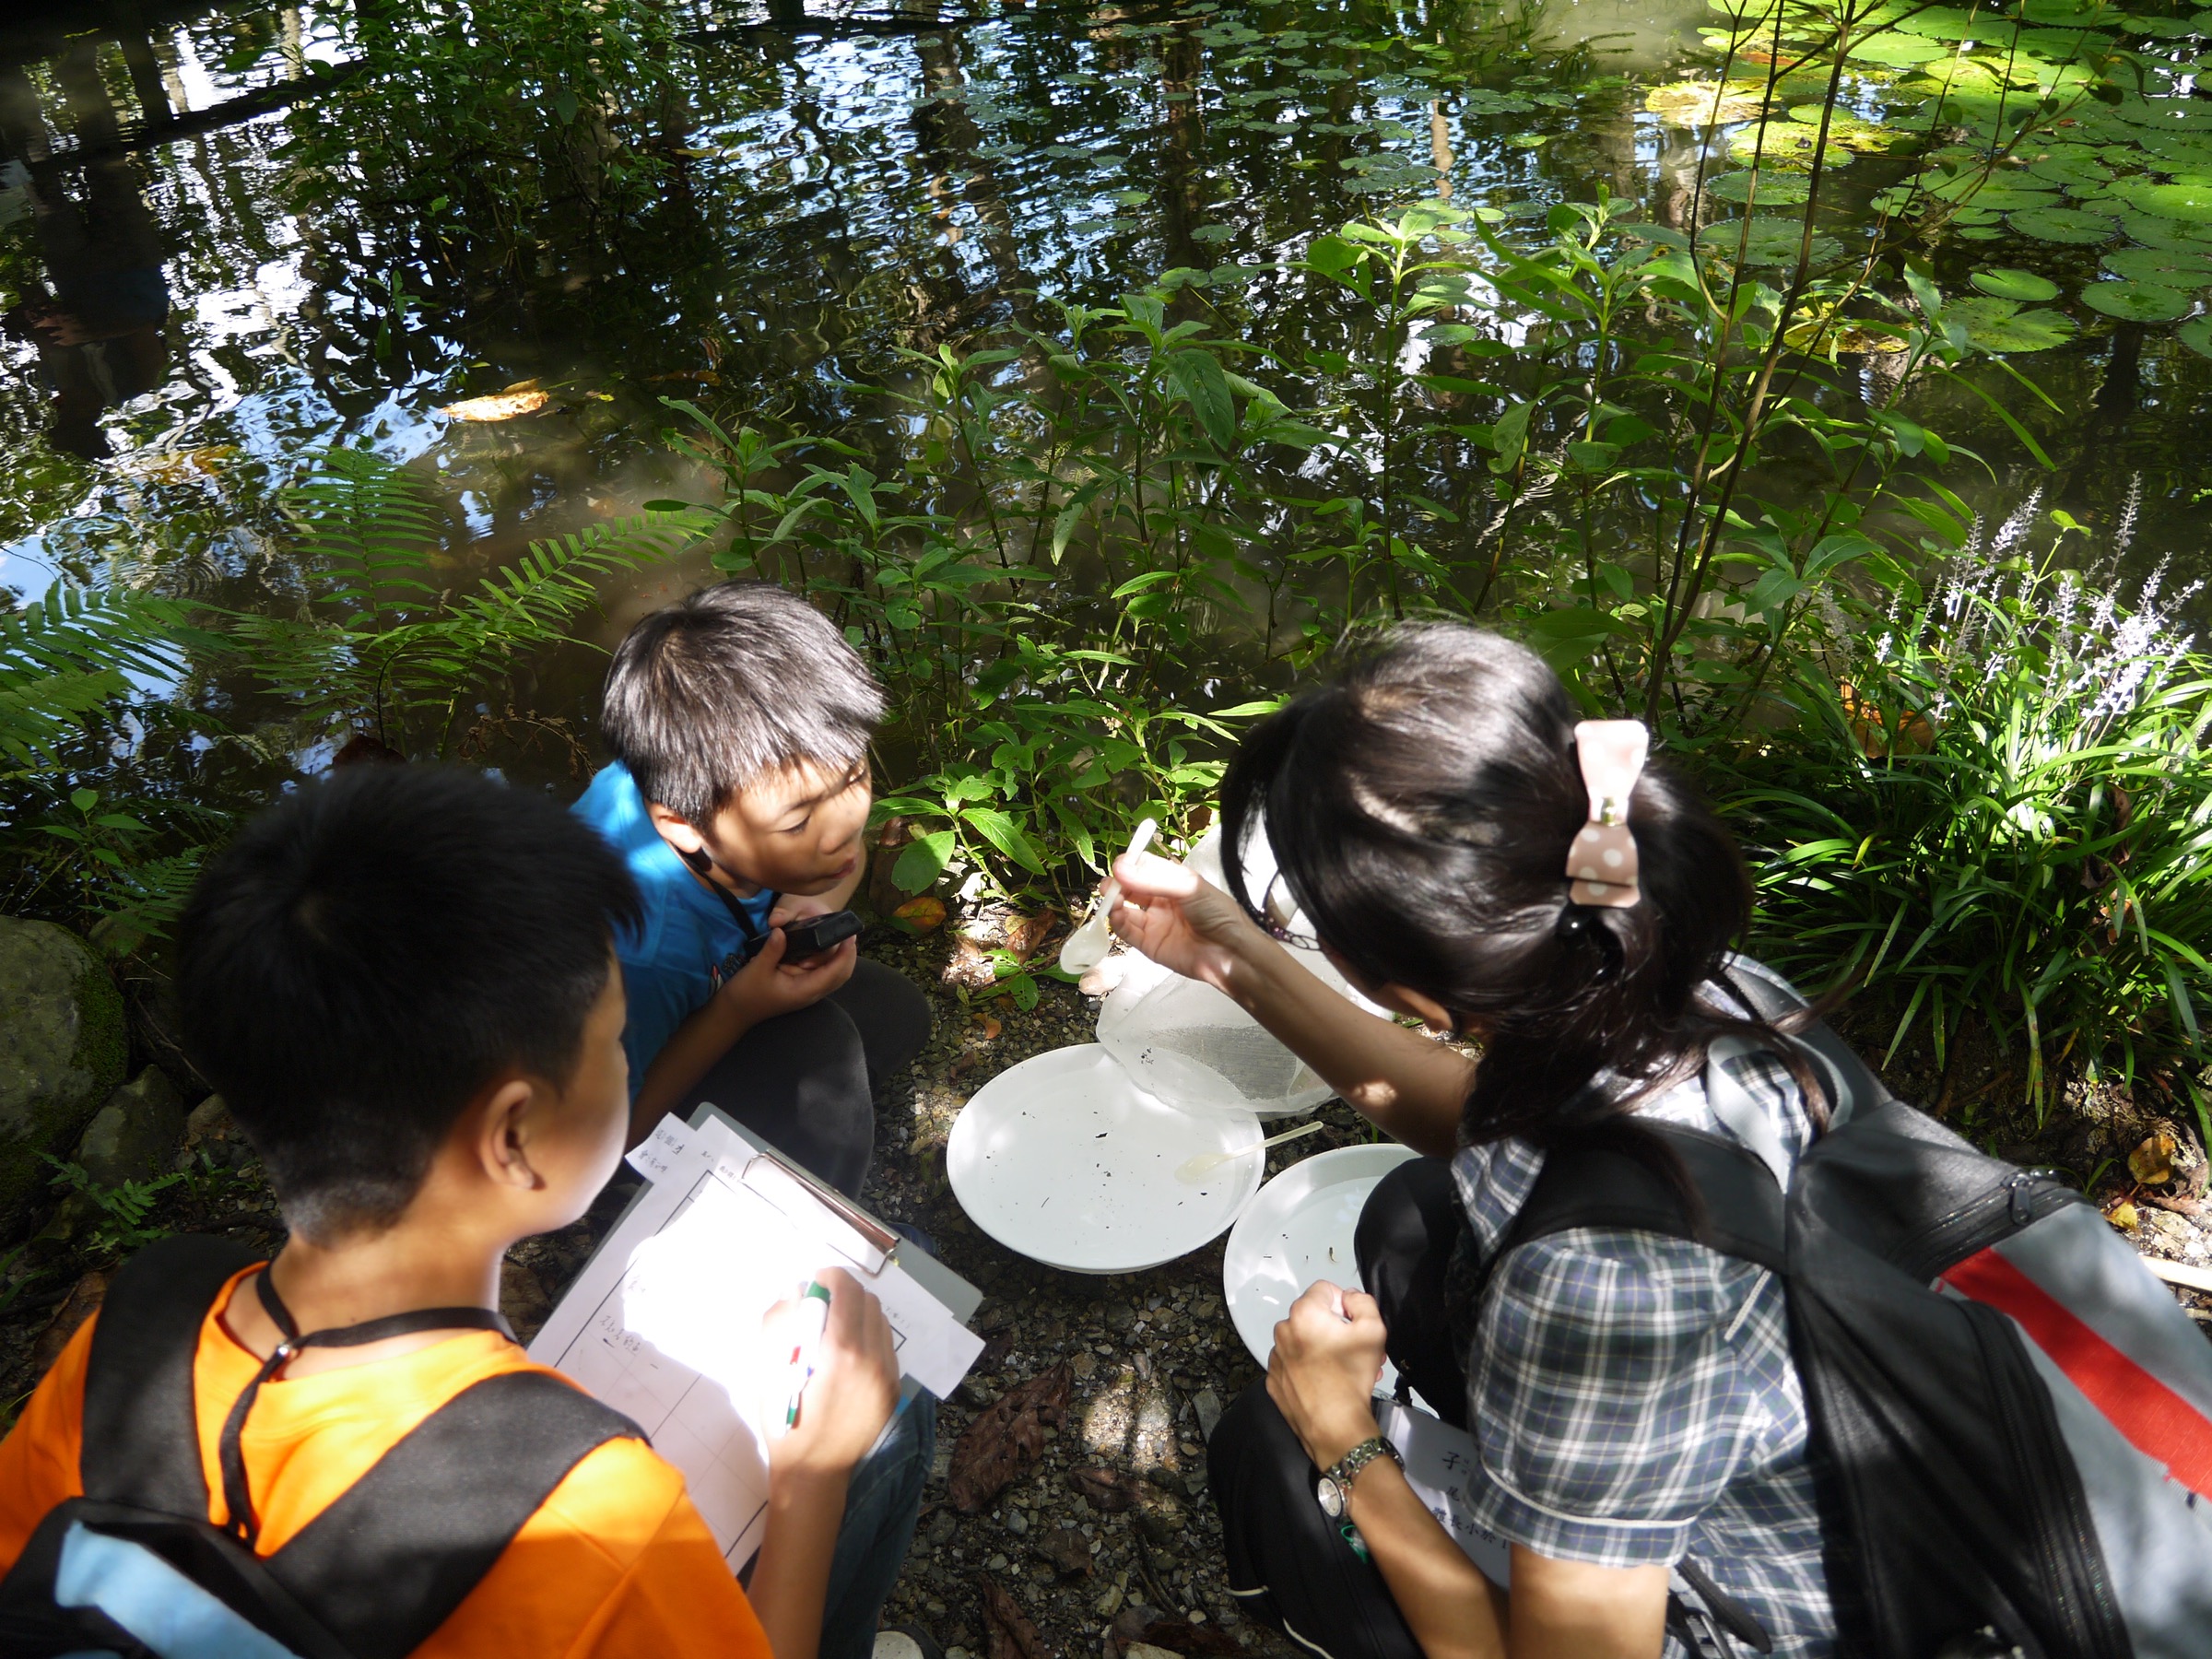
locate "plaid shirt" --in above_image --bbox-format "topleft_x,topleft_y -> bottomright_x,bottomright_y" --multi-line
1447,970 -> 1835,1657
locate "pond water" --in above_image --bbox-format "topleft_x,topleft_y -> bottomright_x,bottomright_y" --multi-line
6,0 -> 2212,794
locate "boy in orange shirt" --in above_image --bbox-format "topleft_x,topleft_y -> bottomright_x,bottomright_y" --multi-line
0,765 -> 930,1658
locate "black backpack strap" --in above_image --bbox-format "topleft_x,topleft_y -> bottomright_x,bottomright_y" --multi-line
265,1370 -> 645,1659
1494,1121 -> 1789,1283
81,1234 -> 262,1512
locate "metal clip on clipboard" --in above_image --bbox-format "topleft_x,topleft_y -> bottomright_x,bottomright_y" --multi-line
735,1145 -> 898,1277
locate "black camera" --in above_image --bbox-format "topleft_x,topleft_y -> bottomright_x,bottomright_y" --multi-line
778,909 -> 862,963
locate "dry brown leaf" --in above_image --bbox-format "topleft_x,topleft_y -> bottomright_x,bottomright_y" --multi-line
981,1578 -> 1051,1659
943,936 -> 998,992
976,1012 -> 1003,1041
2129,1131 -> 2177,1187
1001,911 -> 1055,962
440,389 -> 551,421
1031,1524 -> 1094,1577
893,896 -> 947,935
31,1270 -> 109,1374
948,1363 -> 1071,1512
1125,1619 -> 1242,1658
1071,1465 -> 1145,1513
2109,1199 -> 2142,1231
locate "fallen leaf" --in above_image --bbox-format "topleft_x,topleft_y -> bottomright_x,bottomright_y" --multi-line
440,389 -> 551,421
981,1578 -> 1050,1659
976,1013 -> 1003,1041
1031,1524 -> 1093,1577
2130,1131 -> 2177,1187
1071,1465 -> 1145,1512
31,1270 -> 109,1374
2110,1199 -> 2142,1231
948,1363 -> 1071,1512
894,896 -> 947,935
1002,911 -> 1055,962
1127,1621 -> 1241,1658
943,936 -> 997,992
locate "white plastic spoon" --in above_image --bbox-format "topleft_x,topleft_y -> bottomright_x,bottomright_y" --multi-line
1174,1120 -> 1325,1183
1058,817 -> 1159,975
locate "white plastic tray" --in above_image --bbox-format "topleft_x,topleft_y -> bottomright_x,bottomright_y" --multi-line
1222,1142 -> 1421,1368
947,1044 -> 1264,1274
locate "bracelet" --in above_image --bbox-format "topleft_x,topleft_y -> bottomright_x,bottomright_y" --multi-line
1315,1435 -> 1402,1519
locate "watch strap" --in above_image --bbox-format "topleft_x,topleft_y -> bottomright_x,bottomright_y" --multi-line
1325,1435 -> 1402,1495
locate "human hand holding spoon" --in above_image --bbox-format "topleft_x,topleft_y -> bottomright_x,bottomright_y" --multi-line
1173,1120 -> 1325,1183
1058,817 -> 1159,975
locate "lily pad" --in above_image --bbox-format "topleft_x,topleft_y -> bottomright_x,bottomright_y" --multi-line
2122,212 -> 2212,249
2178,314 -> 2212,357
2078,280 -> 2193,320
2114,97 -> 2212,133
2006,206 -> 2120,243
1849,31 -> 1953,64
1701,171 -> 1812,205
1971,268 -> 2062,301
2028,155 -> 2113,187
2100,246 -> 2212,283
2113,180 -> 2212,220
1728,122 -> 1858,170
1948,298 -> 2079,352
1644,80 -> 1768,124
1711,217 -> 1844,267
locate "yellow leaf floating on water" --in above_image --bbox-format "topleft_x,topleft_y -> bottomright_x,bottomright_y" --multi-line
439,389 -> 550,422
1643,80 -> 1768,125
2129,1131 -> 2177,1187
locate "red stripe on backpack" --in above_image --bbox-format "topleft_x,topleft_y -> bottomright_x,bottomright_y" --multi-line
1942,1245 -> 2212,1497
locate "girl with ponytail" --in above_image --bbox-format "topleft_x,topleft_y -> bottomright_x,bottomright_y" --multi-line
1109,624 -> 1837,1659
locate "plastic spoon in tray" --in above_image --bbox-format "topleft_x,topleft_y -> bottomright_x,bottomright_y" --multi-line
1174,1120 -> 1326,1183
1058,817 -> 1159,975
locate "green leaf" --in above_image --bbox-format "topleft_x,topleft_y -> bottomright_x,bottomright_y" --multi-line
69,788 -> 98,813
1970,268 -> 2061,302
2100,247 -> 2212,283
892,830 -> 957,894
2006,206 -> 2120,244
2079,280 -> 2192,321
962,807 -> 1048,874
1005,972 -> 1041,1011
1168,349 -> 1238,449
2113,180 -> 2212,221
1304,234 -> 1362,276
2179,315 -> 2212,357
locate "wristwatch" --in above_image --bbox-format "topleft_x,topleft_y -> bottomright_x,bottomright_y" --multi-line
1315,1436 -> 1403,1518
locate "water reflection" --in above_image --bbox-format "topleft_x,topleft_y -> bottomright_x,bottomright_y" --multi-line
0,0 -> 2206,632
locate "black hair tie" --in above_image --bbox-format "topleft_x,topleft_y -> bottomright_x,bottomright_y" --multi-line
1555,900 -> 1623,979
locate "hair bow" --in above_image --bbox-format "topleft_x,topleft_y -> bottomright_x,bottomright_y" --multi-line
1565,720 -> 1648,908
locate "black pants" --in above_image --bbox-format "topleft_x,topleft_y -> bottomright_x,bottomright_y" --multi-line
682,959 -> 932,1198
1211,1157 -> 1465,1659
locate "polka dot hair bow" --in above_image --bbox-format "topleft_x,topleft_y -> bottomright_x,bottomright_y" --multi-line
1566,719 -> 1648,908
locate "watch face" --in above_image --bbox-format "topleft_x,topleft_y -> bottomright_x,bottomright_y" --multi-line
1316,1476 -> 1345,1518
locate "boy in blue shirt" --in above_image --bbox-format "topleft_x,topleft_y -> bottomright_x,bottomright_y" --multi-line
573,582 -> 932,1196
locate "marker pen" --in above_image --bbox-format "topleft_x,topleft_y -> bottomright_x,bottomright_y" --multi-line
782,1280 -> 832,1429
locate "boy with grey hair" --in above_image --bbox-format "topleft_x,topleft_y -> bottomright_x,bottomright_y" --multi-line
574,582 -> 931,1195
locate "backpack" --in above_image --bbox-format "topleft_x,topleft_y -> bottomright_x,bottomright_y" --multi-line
1493,962 -> 2212,1659
0,1234 -> 643,1659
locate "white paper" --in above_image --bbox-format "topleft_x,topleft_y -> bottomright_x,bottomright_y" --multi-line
1376,1398 -> 1512,1587
535,1115 -> 985,1568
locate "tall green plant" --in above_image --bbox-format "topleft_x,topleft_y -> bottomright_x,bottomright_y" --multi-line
1728,547 -> 2212,1118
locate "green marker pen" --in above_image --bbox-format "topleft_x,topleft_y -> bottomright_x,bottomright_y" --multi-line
782,1280 -> 832,1429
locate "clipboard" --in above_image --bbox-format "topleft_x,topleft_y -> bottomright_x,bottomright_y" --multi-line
528,1108 -> 986,1569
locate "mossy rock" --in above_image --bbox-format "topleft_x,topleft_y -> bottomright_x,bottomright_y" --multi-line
0,917 -> 127,1230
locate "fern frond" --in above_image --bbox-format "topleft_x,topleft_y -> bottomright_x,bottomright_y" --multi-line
287,446 -> 447,619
